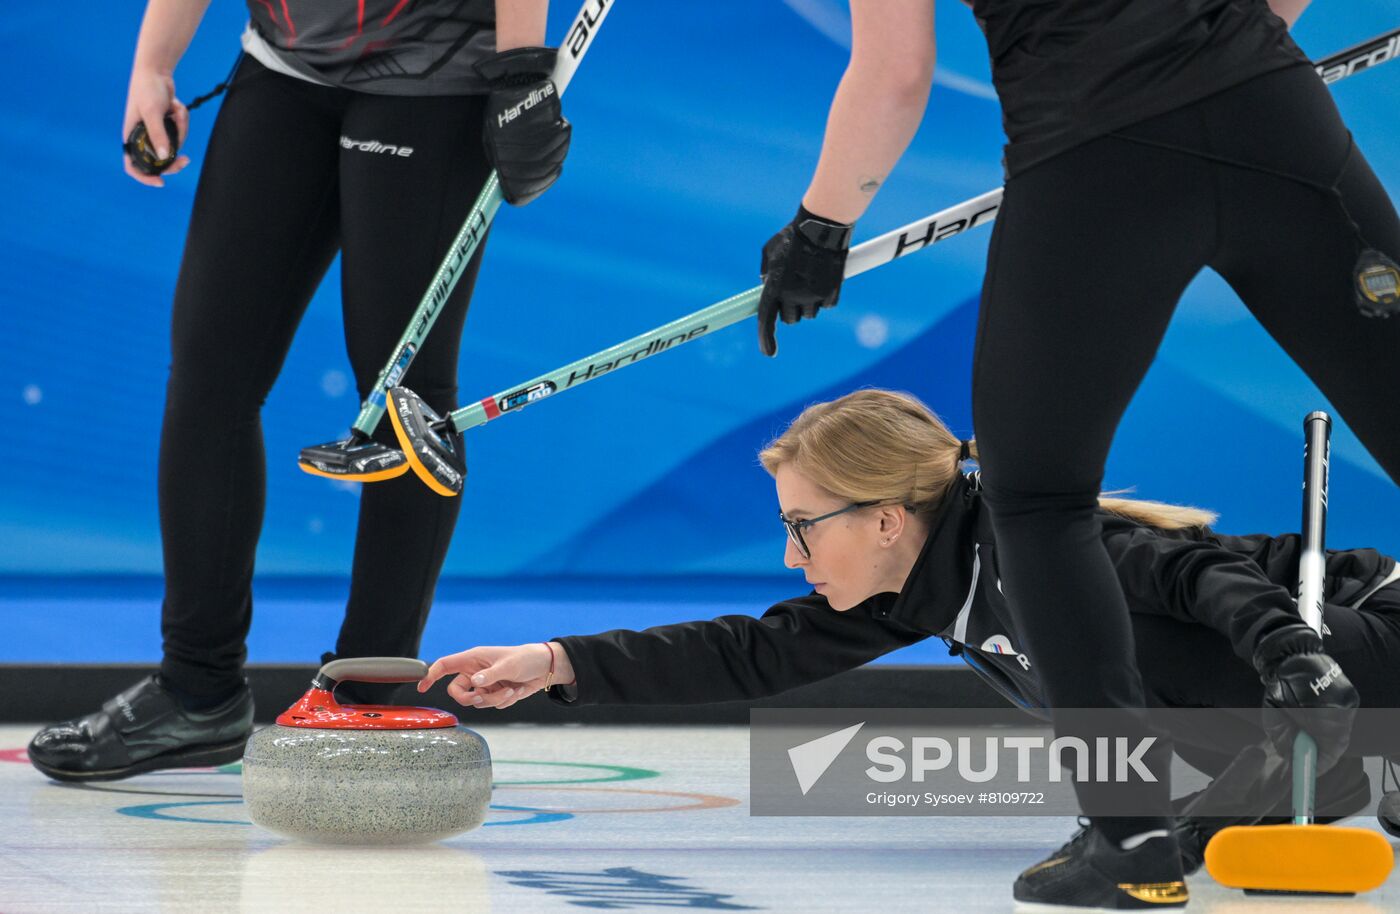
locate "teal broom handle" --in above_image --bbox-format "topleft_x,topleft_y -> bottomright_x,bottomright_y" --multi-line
445,188 -> 1004,432
348,0 -> 618,439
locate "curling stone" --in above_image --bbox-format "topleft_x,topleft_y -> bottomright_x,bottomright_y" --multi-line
242,657 -> 491,845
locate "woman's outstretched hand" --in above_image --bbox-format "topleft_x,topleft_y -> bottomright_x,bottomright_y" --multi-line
418,642 -> 574,710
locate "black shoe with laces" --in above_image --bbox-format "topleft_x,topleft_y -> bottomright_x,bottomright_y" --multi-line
1014,818 -> 1188,910
27,675 -> 253,782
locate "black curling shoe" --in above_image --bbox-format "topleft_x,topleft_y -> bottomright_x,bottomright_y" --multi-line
1379,791 -> 1400,837
1378,757 -> 1400,837
28,675 -> 252,782
1014,819 -> 1188,911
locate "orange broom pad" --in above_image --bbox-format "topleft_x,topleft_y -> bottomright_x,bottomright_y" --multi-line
1206,824 -> 1393,894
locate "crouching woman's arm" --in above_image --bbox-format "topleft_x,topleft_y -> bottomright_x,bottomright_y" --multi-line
419,595 -> 926,710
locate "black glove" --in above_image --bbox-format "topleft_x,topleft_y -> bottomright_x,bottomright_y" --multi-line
1254,623 -> 1358,774
757,205 -> 853,356
474,47 -> 570,206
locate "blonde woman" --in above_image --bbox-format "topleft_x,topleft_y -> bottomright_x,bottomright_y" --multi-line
420,389 -> 1393,906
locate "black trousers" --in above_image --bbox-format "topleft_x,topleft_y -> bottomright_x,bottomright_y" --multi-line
1137,582 -> 1400,761
158,57 -> 492,696
972,64 -> 1400,832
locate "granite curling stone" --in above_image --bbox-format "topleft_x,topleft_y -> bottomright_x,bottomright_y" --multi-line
243,657 -> 491,845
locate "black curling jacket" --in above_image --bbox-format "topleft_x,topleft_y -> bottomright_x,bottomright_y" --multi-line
548,473 -> 1396,713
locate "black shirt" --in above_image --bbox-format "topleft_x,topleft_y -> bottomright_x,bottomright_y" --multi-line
244,0 -> 497,96
969,0 -> 1310,176
549,473 -> 1396,713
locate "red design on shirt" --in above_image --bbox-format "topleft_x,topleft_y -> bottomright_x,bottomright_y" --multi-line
279,0 -> 298,44
382,0 -> 413,27
338,0 -> 367,50
252,0 -> 278,27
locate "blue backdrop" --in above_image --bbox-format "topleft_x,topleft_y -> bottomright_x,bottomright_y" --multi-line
3,1 -> 1398,588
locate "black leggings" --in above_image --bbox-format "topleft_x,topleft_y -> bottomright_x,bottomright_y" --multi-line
972,64 -> 1400,829
159,57 -> 493,696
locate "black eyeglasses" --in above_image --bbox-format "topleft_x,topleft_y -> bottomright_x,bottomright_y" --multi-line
780,501 -> 879,559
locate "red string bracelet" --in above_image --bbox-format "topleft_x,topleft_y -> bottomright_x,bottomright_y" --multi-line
542,641 -> 556,689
